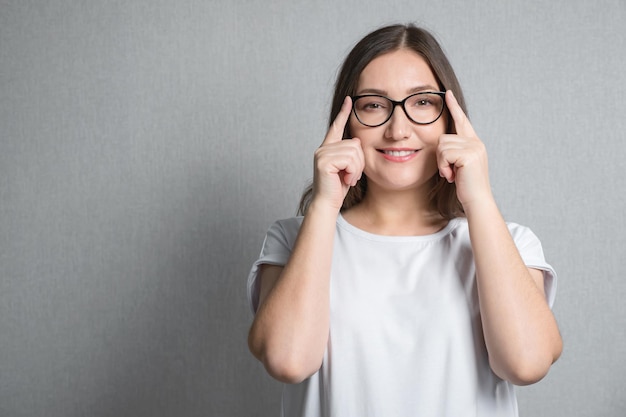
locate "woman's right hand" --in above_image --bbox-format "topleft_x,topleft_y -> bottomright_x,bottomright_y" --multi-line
312,96 -> 365,211
249,97 -> 361,382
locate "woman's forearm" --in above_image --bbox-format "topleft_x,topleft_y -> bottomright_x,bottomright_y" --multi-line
465,198 -> 562,385
248,201 -> 338,383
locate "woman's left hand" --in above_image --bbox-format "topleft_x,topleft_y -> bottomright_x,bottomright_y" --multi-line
437,90 -> 493,209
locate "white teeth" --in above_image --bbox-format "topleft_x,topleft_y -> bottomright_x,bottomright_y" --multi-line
384,150 -> 415,157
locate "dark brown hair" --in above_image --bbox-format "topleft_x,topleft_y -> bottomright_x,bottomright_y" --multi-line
298,24 -> 467,219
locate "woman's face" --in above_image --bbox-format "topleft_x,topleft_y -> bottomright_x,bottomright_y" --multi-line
349,49 -> 447,194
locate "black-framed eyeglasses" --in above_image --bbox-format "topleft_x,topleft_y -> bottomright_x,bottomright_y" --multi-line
351,92 -> 446,127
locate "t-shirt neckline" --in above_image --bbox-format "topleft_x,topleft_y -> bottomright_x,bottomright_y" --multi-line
336,213 -> 461,242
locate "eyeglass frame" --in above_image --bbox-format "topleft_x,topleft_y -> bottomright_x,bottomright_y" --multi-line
350,91 -> 447,127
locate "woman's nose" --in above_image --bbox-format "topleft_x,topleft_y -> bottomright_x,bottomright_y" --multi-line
384,104 -> 411,140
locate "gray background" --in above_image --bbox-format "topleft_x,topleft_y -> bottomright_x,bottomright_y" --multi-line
1,0 -> 625,416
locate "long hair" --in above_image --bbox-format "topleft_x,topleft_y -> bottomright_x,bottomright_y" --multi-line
298,24 -> 467,219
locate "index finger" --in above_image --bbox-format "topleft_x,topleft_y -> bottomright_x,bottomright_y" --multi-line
322,96 -> 352,145
445,90 -> 476,137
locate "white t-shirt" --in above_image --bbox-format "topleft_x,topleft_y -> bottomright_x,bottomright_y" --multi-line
248,215 -> 557,417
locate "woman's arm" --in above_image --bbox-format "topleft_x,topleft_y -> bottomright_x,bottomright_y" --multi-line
247,98 -> 364,383
438,91 -> 562,385
465,199 -> 562,385
248,202 -> 338,383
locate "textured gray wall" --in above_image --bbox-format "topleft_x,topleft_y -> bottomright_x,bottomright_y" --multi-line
1,0 -> 625,416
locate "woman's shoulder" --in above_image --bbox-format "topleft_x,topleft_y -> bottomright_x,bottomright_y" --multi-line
451,217 -> 533,232
264,216 -> 304,245
446,217 -> 537,240
270,216 -> 304,232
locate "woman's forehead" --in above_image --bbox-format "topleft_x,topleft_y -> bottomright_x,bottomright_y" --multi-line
356,49 -> 438,96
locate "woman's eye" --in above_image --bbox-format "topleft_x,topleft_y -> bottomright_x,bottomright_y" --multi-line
358,100 -> 387,112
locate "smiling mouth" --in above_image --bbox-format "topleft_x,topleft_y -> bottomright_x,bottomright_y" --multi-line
378,149 -> 418,157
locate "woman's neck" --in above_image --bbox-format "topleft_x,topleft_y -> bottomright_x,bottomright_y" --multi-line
342,184 -> 448,236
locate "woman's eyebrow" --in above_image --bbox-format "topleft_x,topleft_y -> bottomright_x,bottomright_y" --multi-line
355,88 -> 387,95
355,85 -> 441,96
407,85 -> 441,94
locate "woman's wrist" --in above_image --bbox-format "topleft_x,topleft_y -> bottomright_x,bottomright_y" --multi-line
462,192 -> 499,219
307,197 -> 343,219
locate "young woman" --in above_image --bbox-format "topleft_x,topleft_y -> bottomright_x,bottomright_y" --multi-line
247,24 -> 562,417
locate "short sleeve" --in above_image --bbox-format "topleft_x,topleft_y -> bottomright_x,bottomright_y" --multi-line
247,217 -> 303,314
508,223 -> 557,308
